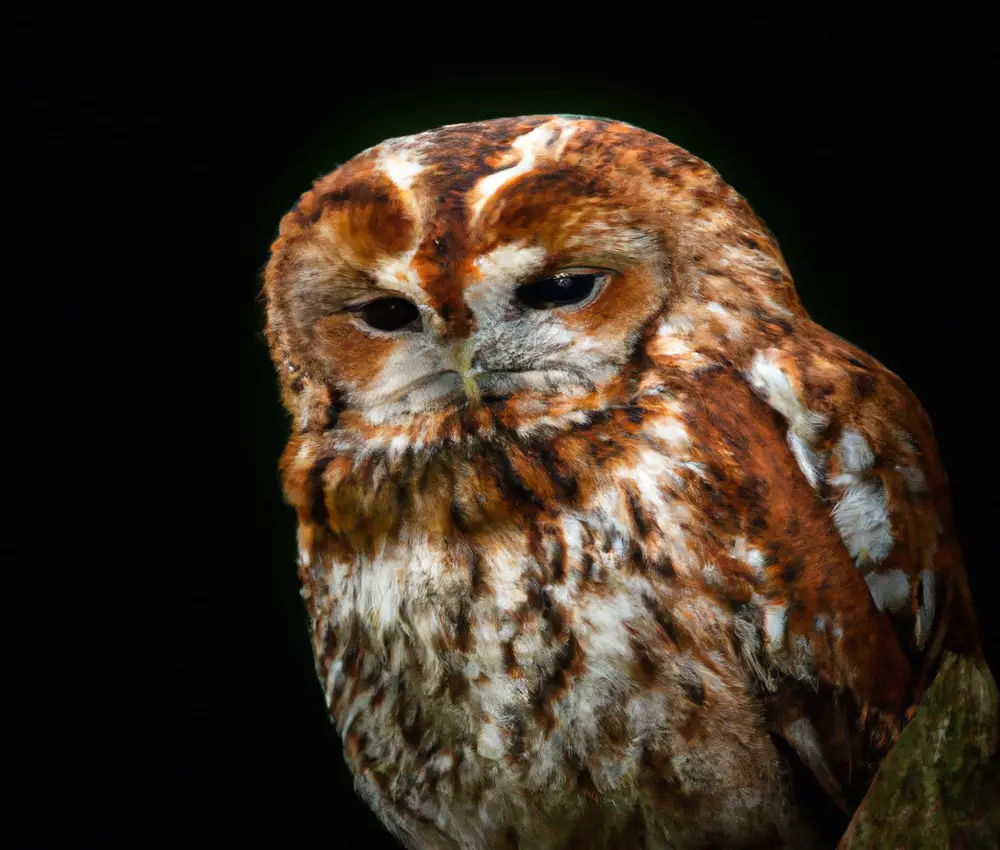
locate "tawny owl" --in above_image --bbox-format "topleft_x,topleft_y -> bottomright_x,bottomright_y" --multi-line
262,116 -> 981,849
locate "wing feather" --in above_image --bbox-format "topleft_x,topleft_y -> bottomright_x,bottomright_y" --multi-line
664,324 -> 978,809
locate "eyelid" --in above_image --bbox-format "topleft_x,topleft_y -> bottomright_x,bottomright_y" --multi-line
546,266 -> 613,278
532,267 -> 616,287
341,293 -> 410,312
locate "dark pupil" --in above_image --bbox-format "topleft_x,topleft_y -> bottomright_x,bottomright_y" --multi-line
360,297 -> 420,331
516,274 -> 598,309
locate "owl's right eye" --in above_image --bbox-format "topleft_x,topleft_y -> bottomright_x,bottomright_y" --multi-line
358,297 -> 421,332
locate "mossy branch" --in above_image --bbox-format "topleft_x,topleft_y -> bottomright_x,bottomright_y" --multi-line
838,653 -> 1000,849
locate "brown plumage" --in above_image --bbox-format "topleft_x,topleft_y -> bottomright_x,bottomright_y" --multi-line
263,116 -> 980,848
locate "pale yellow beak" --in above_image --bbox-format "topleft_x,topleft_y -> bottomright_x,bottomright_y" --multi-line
456,337 -> 482,406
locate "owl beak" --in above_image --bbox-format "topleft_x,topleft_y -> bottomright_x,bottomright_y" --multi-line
455,337 -> 482,406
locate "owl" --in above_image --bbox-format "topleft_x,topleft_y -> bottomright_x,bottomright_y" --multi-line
263,116 -> 981,849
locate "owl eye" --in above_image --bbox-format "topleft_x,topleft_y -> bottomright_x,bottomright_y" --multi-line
516,273 -> 601,310
359,297 -> 421,331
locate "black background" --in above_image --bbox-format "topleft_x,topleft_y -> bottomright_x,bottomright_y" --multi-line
12,14 -> 996,850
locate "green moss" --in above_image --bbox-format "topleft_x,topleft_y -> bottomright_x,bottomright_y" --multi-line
839,654 -> 1000,849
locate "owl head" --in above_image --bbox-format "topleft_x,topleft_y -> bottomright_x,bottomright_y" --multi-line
264,116 -> 803,443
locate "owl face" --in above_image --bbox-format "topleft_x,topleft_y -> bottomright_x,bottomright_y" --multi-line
264,117 -> 730,432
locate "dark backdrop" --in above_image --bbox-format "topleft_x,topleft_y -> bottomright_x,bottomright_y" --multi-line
13,17 -> 996,850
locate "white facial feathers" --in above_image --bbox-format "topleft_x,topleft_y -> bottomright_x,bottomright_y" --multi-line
468,242 -> 549,308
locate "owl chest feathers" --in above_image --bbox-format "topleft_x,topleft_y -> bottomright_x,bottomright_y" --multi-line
301,417 -> 797,846
288,336 -> 952,848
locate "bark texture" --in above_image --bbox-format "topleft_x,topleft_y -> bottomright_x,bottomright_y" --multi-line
838,653 -> 1000,849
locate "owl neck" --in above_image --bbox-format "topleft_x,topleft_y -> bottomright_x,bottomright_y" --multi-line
283,360 -> 679,554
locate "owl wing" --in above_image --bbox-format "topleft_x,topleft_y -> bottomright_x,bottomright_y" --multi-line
667,323 -> 979,809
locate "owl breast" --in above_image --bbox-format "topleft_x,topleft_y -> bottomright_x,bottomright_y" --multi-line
298,388 -> 806,849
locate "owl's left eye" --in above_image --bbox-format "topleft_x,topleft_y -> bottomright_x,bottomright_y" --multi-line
358,297 -> 421,332
516,273 -> 602,310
